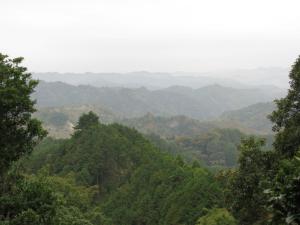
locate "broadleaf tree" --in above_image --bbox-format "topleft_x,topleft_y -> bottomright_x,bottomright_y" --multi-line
0,53 -> 47,176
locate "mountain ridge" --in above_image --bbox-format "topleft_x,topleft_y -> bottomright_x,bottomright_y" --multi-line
33,81 -> 284,120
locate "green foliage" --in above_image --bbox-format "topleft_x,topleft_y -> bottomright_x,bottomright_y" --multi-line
0,53 -> 57,225
41,173 -> 110,225
225,56 -> 300,225
226,137 -> 276,224
195,208 -> 236,225
173,129 -> 244,167
0,172 -> 59,225
102,157 -> 221,225
269,56 -> 300,158
124,114 -> 275,167
0,170 -> 109,225
6,52 -> 298,225
122,113 -> 218,138
265,152 -> 300,224
0,53 -> 47,175
74,111 -> 100,131
141,128 -> 246,168
0,54 -> 100,225
20,137 -> 66,174
23,113 -> 224,225
265,56 -> 300,223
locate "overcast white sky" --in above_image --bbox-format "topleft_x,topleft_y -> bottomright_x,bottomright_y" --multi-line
1,0 -> 300,73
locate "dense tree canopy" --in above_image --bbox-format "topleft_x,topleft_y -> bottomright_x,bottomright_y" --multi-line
0,54 -> 92,225
22,115 -> 224,225
74,111 -> 100,131
267,56 -> 300,224
196,208 -> 236,225
0,53 -> 46,175
269,56 -> 300,158
0,54 -> 54,224
225,137 -> 277,224
227,55 -> 300,225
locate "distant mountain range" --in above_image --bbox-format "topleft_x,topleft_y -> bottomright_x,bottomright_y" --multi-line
32,67 -> 289,89
33,81 -> 284,120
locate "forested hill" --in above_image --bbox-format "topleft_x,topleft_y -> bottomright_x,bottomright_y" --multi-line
22,114 -> 224,225
220,102 -> 275,134
34,107 -> 275,167
34,105 -> 119,138
33,81 -> 284,120
34,102 -> 276,139
121,113 -> 219,138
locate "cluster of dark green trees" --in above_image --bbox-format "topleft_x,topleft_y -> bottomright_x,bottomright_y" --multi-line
22,113 -> 227,225
1,53 -> 300,225
0,54 -> 103,224
224,56 -> 300,224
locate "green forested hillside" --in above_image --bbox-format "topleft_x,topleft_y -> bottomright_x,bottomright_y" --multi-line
34,109 -> 274,167
121,113 -> 219,138
144,129 -> 243,167
22,114 -> 224,225
122,114 -> 274,167
220,102 -> 275,134
35,103 -> 274,139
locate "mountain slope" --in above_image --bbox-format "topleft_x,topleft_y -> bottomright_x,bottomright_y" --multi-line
220,102 -> 275,134
23,120 -> 223,225
34,105 -> 119,138
34,107 -> 275,167
33,81 -> 284,120
121,113 -> 219,138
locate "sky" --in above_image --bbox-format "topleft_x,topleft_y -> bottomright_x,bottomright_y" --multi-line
1,0 -> 300,73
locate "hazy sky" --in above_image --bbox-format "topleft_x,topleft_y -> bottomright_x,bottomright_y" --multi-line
1,0 -> 300,73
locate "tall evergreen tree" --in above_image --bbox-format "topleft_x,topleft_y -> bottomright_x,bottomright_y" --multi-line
74,111 -> 100,131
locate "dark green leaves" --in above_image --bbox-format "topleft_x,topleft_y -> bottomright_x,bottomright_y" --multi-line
0,53 -> 47,175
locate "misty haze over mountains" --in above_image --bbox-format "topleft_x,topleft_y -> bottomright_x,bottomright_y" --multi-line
33,80 -> 284,121
32,67 -> 287,139
3,0 -> 300,223
32,67 -> 290,90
